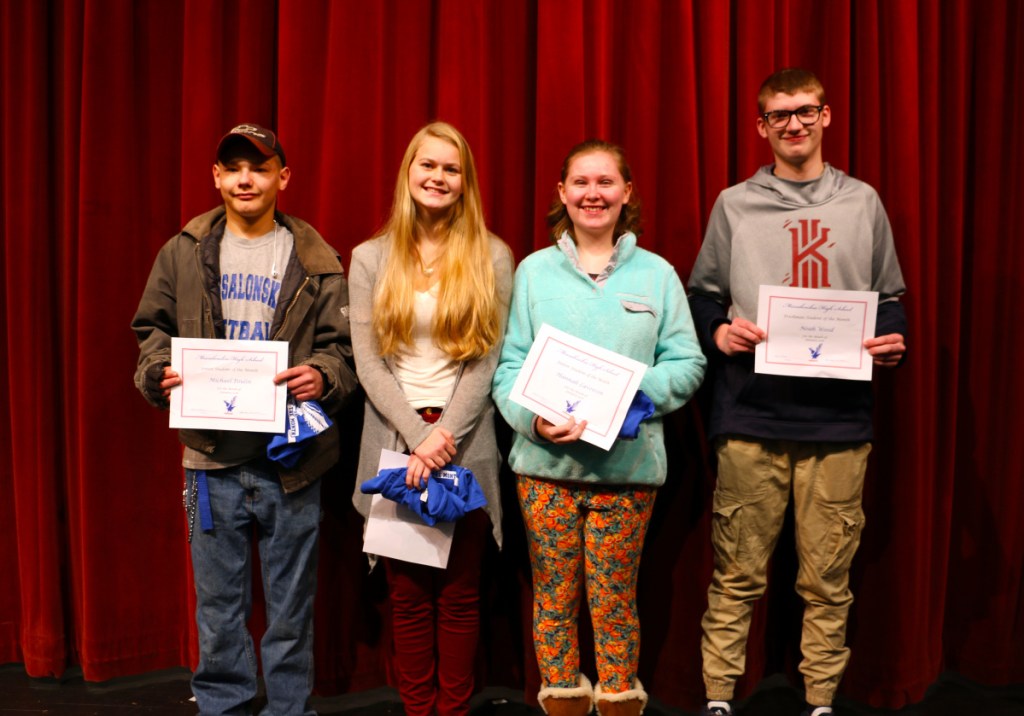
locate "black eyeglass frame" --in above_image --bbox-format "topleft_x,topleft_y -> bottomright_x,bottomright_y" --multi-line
760,104 -> 825,128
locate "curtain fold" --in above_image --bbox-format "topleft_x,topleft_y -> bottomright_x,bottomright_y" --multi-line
1,0 -> 1021,709
943,0 -> 1024,685
3,0 -> 69,678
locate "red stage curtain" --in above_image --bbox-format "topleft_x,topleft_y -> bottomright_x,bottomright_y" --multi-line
1,0 -> 1022,710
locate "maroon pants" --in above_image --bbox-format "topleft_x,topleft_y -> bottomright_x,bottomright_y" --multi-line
384,508 -> 489,716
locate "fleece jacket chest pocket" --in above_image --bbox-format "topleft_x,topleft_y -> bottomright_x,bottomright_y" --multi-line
619,298 -> 658,318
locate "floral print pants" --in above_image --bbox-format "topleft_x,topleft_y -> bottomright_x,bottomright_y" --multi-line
517,474 -> 656,693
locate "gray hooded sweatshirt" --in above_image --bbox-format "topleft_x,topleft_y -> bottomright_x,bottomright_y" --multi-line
688,164 -> 907,442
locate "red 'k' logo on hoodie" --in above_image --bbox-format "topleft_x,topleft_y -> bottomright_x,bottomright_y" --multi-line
786,218 -> 831,288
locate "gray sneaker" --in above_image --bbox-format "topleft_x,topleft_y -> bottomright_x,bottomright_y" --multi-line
799,708 -> 833,716
700,705 -> 731,716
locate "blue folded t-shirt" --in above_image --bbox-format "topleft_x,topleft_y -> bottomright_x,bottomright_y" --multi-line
618,390 -> 655,440
360,464 -> 487,525
267,397 -> 333,468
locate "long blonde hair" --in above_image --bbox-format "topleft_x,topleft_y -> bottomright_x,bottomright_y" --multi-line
372,122 -> 500,361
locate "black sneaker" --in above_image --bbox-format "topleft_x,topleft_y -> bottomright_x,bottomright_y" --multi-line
700,705 -> 732,716
799,708 -> 833,716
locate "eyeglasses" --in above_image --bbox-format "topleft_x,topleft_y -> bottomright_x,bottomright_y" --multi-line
761,105 -> 824,128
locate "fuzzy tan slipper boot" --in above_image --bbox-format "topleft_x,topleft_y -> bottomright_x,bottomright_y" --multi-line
538,673 -> 594,716
594,679 -> 648,716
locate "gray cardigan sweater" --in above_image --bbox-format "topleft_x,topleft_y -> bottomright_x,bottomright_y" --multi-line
348,234 -> 514,548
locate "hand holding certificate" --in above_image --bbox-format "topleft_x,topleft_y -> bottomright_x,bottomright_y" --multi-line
169,337 -> 289,432
754,285 -> 878,381
508,324 -> 647,450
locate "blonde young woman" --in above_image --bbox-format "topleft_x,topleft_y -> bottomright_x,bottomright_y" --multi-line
349,122 -> 513,716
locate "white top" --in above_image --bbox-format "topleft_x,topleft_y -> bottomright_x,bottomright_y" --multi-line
392,288 -> 458,409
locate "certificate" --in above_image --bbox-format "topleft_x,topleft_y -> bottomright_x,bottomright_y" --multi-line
508,323 -> 647,450
754,285 -> 878,381
168,337 -> 289,432
362,449 -> 455,568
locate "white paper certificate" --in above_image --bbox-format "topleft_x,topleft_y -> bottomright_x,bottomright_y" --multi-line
169,337 -> 289,432
508,324 -> 647,451
754,285 -> 878,381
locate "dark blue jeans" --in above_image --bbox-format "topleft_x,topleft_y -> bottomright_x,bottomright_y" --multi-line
186,463 -> 321,716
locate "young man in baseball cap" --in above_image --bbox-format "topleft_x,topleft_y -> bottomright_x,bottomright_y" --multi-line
132,123 -> 357,715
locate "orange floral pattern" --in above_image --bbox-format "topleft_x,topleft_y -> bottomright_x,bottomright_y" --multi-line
517,474 -> 656,692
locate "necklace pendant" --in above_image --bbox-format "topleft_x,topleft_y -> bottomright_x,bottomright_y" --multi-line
422,266 -> 434,276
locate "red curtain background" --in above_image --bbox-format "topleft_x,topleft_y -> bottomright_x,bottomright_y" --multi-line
2,0 -> 1022,710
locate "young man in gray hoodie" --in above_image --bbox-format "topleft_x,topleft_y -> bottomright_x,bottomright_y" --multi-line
688,69 -> 908,716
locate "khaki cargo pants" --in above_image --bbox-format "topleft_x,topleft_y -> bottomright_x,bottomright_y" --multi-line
701,437 -> 871,707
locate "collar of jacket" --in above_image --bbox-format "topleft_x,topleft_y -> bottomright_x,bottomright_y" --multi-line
556,230 -> 638,273
181,206 -> 342,277
181,205 -> 343,341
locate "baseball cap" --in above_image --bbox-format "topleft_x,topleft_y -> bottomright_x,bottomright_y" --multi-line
216,123 -> 287,166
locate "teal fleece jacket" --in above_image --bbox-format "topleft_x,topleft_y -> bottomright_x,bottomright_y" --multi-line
492,232 -> 706,487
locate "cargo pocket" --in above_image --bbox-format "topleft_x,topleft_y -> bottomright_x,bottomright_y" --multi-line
711,492 -> 772,574
820,508 -> 865,579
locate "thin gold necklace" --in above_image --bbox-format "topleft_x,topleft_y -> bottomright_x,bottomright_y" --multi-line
417,250 -> 443,276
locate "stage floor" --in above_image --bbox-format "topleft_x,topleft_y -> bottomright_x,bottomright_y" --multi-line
0,665 -> 1021,715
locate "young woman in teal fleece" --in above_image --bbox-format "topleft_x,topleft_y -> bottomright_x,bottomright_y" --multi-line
492,140 -> 705,716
